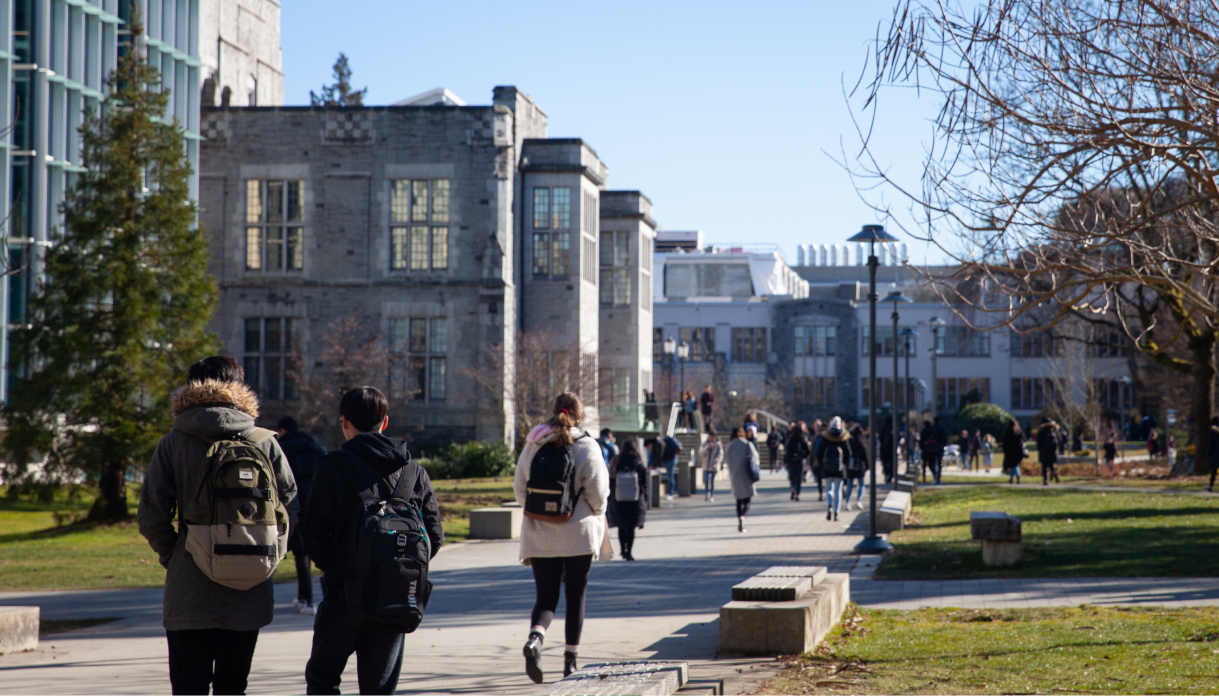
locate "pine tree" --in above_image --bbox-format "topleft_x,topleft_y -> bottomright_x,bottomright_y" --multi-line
310,53 -> 368,107
4,16 -> 218,522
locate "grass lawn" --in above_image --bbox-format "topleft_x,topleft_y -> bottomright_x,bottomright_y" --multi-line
876,485 -> 1219,579
0,477 -> 515,591
764,604 -> 1219,695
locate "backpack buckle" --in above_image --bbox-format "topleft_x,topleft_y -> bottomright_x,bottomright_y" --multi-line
397,534 -> 407,547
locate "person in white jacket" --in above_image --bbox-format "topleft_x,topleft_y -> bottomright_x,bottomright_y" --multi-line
514,392 -> 610,684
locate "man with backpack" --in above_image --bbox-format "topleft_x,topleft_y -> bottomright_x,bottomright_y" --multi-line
660,434 -> 683,500
302,386 -> 444,695
138,356 -> 299,695
597,428 -> 619,469
277,416 -> 326,615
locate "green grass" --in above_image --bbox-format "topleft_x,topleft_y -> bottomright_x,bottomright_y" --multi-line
432,476 -> 515,542
765,604 -> 1219,695
876,486 -> 1219,579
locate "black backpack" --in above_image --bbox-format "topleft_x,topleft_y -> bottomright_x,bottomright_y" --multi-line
332,453 -> 433,633
822,440 -> 846,478
525,433 -> 590,522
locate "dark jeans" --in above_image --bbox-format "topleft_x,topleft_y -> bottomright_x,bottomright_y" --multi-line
305,583 -> 405,695
531,554 -> 593,647
736,497 -> 751,517
768,448 -> 778,471
166,628 -> 259,695
288,531 -> 313,603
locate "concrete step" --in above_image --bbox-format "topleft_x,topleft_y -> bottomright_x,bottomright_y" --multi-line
536,661 -> 688,695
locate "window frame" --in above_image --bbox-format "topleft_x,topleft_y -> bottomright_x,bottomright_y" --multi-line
245,179 -> 304,273
242,317 -> 299,399
531,186 -> 574,279
599,230 -> 631,307
390,316 -> 449,401
390,179 -> 450,272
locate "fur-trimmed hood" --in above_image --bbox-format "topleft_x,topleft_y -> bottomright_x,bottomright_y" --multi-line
171,379 -> 260,418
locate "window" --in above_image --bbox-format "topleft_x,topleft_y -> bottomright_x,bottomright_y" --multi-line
731,327 -> 767,363
389,317 -> 448,401
1011,378 -> 1060,409
584,191 -> 598,235
935,326 -> 990,356
243,318 -> 298,399
390,179 -> 449,271
1010,330 -> 1057,357
600,231 -> 631,306
599,367 -> 632,404
800,377 -> 836,406
862,326 -> 916,357
533,187 -> 571,230
532,187 -> 573,278
934,377 -> 991,409
1092,378 -> 1134,409
678,327 -> 717,362
1091,331 -> 1132,358
861,378 -> 918,408
653,327 -> 664,362
795,326 -> 837,356
582,236 -> 597,285
245,180 -> 304,271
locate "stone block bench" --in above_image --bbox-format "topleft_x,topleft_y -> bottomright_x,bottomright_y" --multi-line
0,606 -> 39,655
468,504 -> 522,539
720,567 -> 849,655
536,661 -> 688,695
895,473 -> 917,493
877,490 -> 912,533
970,511 -> 1022,566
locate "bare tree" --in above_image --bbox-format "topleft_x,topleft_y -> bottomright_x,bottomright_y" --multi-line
291,317 -> 389,447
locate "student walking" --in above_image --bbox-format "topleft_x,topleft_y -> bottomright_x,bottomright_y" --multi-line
1208,417 -> 1219,492
302,387 -> 444,695
683,391 -> 699,430
137,356 -> 299,696
766,428 -> 782,473
844,424 -> 867,511
726,427 -> 760,532
516,393 -> 611,683
699,385 -> 715,432
981,433 -> 995,473
929,417 -> 948,484
816,418 -> 851,521
277,416 -> 326,615
743,412 -> 760,441
699,432 -> 724,502
1036,417 -> 1061,484
1103,434 -> 1118,475
1001,419 -> 1024,484
785,422 -> 810,501
809,419 -> 825,498
608,440 -> 648,560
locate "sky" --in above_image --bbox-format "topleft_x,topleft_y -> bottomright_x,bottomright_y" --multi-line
281,1 -> 941,265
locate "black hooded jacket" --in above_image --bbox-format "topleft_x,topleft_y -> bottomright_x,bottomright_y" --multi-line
277,429 -> 325,515
302,432 -> 444,575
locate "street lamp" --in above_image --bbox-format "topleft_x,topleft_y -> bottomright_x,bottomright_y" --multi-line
883,291 -> 911,487
1116,375 -> 1132,445
677,340 -> 690,407
663,335 -> 677,403
925,317 -> 946,424
847,223 -> 900,555
898,326 -> 919,478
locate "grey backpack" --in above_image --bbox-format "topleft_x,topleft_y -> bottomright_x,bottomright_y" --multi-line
615,470 -> 639,502
184,428 -> 289,590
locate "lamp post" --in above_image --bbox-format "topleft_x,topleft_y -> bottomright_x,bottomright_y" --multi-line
848,223 -> 900,555
1117,375 -> 1132,448
899,326 -> 919,478
677,340 -> 690,399
663,335 -> 677,403
883,291 -> 911,487
926,317 -> 946,423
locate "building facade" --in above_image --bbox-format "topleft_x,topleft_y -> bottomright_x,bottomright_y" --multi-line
198,0 -> 282,107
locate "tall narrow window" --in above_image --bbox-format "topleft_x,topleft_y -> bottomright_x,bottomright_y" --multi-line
599,231 -> 631,306
532,187 -> 574,278
391,179 -> 450,271
533,188 -> 550,229
390,317 -> 448,401
551,187 -> 571,229
552,232 -> 571,276
533,233 -> 550,275
245,180 -> 304,271
243,317 -> 298,399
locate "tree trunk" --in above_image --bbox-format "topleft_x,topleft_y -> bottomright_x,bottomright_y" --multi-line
1182,335 -> 1217,477
88,459 -> 130,522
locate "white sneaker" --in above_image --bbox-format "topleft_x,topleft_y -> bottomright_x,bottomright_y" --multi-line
665,494 -> 673,501
293,599 -> 316,615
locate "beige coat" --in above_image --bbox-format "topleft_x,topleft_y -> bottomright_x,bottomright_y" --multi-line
513,427 -> 612,564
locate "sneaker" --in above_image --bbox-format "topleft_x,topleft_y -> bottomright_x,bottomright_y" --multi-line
826,509 -> 832,520
834,511 -> 839,521
665,494 -> 674,501
293,598 -> 316,615
524,633 -> 545,684
709,496 -> 714,502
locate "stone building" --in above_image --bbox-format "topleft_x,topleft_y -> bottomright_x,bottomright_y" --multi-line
199,0 -> 283,107
199,87 -> 655,447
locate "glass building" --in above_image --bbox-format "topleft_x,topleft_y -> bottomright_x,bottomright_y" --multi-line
1,0 -> 200,398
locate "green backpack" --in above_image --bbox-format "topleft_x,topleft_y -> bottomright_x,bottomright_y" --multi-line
184,428 -> 290,590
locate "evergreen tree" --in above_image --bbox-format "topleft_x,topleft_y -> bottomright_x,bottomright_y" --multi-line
4,17 -> 218,522
310,53 -> 367,107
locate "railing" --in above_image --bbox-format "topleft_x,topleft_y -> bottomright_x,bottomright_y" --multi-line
749,408 -> 790,432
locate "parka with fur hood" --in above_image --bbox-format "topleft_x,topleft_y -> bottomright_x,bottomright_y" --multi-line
137,379 -> 298,631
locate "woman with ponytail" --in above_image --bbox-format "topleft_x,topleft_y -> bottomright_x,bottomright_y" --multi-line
513,392 -> 611,684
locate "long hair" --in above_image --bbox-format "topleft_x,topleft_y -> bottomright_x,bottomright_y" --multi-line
546,391 -> 585,446
786,421 -> 807,447
621,439 -> 640,458
1003,418 -> 1022,438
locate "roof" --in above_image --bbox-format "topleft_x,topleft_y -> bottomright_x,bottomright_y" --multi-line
392,87 -> 467,107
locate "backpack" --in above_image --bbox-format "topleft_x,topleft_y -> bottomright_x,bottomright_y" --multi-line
332,452 -> 433,633
524,433 -> 591,522
615,469 -> 639,502
184,428 -> 289,591
821,440 -> 846,478
661,436 -> 683,460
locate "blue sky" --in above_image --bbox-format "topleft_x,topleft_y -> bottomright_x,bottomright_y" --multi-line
282,1 -> 939,264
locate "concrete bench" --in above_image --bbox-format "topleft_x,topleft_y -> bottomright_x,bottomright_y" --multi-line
895,473 -> 917,493
0,606 -> 39,655
970,511 -> 1022,566
536,661 -> 688,695
732,566 -> 827,602
877,490 -> 912,533
468,505 -> 522,540
720,571 -> 849,655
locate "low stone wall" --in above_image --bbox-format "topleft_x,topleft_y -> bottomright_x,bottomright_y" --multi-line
469,506 -> 522,540
719,573 -> 850,655
0,606 -> 39,655
536,661 -> 688,695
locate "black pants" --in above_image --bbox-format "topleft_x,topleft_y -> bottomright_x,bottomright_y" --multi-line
1210,469 -> 1217,487
305,582 -> 405,695
1042,462 -> 1059,483
166,628 -> 259,695
769,449 -> 778,471
736,497 -> 751,517
530,554 -> 593,647
618,527 -> 636,555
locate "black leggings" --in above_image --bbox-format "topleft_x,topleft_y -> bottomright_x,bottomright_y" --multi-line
530,554 -> 593,647
736,497 -> 751,517
618,527 -> 636,554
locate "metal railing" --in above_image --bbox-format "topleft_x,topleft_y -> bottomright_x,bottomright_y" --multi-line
748,408 -> 790,432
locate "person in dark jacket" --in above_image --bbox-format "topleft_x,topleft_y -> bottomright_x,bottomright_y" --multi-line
785,422 -> 811,501
137,356 -> 299,696
278,416 -> 326,615
302,387 -> 444,695
879,420 -> 894,483
1036,417 -> 1061,485
929,417 -> 948,484
766,428 -> 782,473
1001,419 -> 1025,484
845,424 -> 868,510
1207,417 -> 1219,492
815,417 -> 852,521
607,439 -> 649,560
919,421 -> 934,482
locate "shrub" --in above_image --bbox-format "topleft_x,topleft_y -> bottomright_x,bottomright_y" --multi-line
420,440 -> 515,480
957,402 -> 1015,439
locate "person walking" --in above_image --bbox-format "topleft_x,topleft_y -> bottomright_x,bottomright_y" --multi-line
981,433 -> 995,473
968,430 -> 982,471
879,420 -> 894,484
516,392 -> 611,683
743,412 -> 760,441
809,419 -> 825,498
1001,419 -> 1024,484
1207,417 -> 1219,492
597,428 -> 619,469
699,431 -> 724,502
684,391 -> 699,430
918,421 -> 933,483
816,417 -> 851,521
137,356 -> 299,696
1036,417 -> 1061,484
1147,429 -> 1160,461
302,386 -> 445,695
930,417 -> 948,484
844,423 -> 867,511
607,439 -> 648,561
785,422 -> 810,501
766,427 -> 782,473
726,427 -> 759,532
699,385 -> 715,433
1103,434 -> 1118,475
659,433 -> 683,500
277,416 -> 327,616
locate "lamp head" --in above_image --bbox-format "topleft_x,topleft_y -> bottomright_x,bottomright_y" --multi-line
846,224 -> 900,244
925,316 -> 946,328
677,340 -> 690,360
882,291 -> 910,304
898,327 -> 919,337
663,335 -> 676,355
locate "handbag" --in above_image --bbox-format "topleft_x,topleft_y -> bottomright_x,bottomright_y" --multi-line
747,451 -> 761,483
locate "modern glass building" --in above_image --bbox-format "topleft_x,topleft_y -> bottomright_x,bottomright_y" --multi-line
0,0 -> 201,398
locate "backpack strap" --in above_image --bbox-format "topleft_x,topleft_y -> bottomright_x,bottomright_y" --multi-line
244,427 -> 277,444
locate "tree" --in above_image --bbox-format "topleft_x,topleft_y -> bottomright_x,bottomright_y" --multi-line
310,53 -> 367,107
4,16 -> 218,521
957,403 -> 1015,440
292,317 -> 388,448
